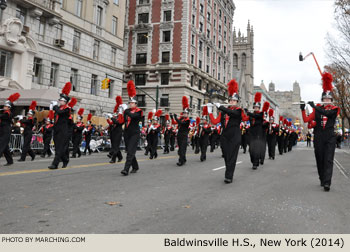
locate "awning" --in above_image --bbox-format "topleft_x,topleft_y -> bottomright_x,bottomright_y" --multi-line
0,88 -> 62,107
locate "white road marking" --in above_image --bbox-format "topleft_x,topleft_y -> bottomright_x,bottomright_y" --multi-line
212,161 -> 242,171
334,158 -> 349,180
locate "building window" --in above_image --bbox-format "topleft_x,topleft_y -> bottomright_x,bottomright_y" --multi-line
207,12 -> 211,21
207,29 -> 210,39
76,0 -> 83,17
207,47 -> 210,57
197,98 -> 201,111
199,22 -> 203,32
37,17 -> 45,41
219,9 -> 222,18
163,31 -> 171,42
55,24 -> 63,40
162,52 -> 170,63
218,57 -> 221,65
190,96 -> 193,108
70,68 -> 79,91
200,4 -> 204,14
199,41 -> 203,51
160,94 -> 169,107
192,15 -> 195,25
91,74 -> 98,95
190,76 -> 194,87
73,30 -> 81,53
164,10 -> 171,21
191,34 -> 195,45
198,79 -> 202,90
111,47 -> 117,65
138,13 -> 149,24
224,46 -> 226,53
214,19 -> 216,28
112,16 -> 118,35
135,74 -> 146,86
108,79 -> 114,98
224,31 -> 227,39
50,63 -> 59,87
206,83 -> 209,92
137,33 -> 148,44
136,53 -> 147,64
96,6 -> 103,26
218,72 -> 220,81
93,40 -> 100,60
218,25 -> 221,33
16,6 -> 26,24
136,95 -> 146,107
198,60 -> 202,69
32,58 -> 42,84
0,50 -> 13,78
218,40 -> 221,49
191,55 -> 194,64
161,72 -> 170,85
206,65 -> 209,73
242,53 -> 247,69
114,0 -> 119,4
139,0 -> 150,4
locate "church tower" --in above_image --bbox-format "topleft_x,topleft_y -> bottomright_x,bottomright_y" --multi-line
232,21 -> 254,108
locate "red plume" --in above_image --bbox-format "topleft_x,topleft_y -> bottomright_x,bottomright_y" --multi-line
68,97 -> 77,108
155,109 -> 162,117
48,110 -> 54,120
7,93 -> 20,103
279,116 -> 283,122
87,113 -> 92,121
127,80 -> 136,98
113,105 -> 119,113
196,117 -> 200,125
29,100 -> 37,111
62,82 -> 72,96
165,114 -> 169,121
116,96 -> 123,107
262,101 -> 270,112
182,96 -> 189,110
148,112 -> 153,120
78,108 -> 84,116
202,106 -> 208,116
268,109 -> 274,117
254,92 -> 262,103
322,72 -> 333,92
283,119 -> 287,125
227,79 -> 239,96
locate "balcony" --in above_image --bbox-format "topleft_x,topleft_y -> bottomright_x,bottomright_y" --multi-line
15,0 -> 61,18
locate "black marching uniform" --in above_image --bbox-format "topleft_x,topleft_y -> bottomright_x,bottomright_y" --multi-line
171,114 -> 190,166
41,123 -> 53,158
0,110 -> 14,165
19,117 -> 36,161
266,122 -> 279,159
72,121 -> 84,158
163,125 -> 172,154
148,123 -> 161,159
241,124 -> 249,154
83,125 -> 93,155
170,127 -> 176,151
121,107 -> 143,175
247,111 -> 265,169
198,122 -> 211,161
277,125 -> 285,155
108,117 -> 123,163
49,105 -> 70,169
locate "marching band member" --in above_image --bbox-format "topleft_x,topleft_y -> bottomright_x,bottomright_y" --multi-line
266,109 -> 279,160
107,96 -> 124,163
144,112 -> 153,156
18,101 -> 37,162
300,72 -> 339,191
0,93 -> 20,166
48,82 -> 72,169
170,96 -> 191,166
120,80 -> 143,176
162,114 -> 172,154
283,119 -> 289,153
198,106 -> 211,162
209,79 -> 248,183
40,110 -> 54,158
277,116 -> 285,155
72,108 -> 85,158
148,109 -> 162,159
240,122 -> 249,154
83,114 -> 93,155
246,92 -> 265,170
65,97 -> 77,161
194,117 -> 201,154
170,124 -> 176,152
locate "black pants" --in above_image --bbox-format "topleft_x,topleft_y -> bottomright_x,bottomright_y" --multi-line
194,136 -> 200,154
42,137 -> 52,157
277,136 -> 284,154
84,137 -> 92,154
177,135 -> 188,163
164,136 -> 170,153
221,132 -> 241,180
123,133 -> 139,172
241,135 -> 248,153
170,136 -> 175,151
149,135 -> 158,158
52,128 -> 69,166
249,135 -> 265,167
283,138 -> 288,153
210,134 -> 217,152
21,133 -> 35,160
72,135 -> 82,157
0,130 -> 13,164
307,140 -> 311,147
314,133 -> 336,186
144,135 -> 151,155
267,135 -> 277,158
199,136 -> 209,161
110,132 -> 123,162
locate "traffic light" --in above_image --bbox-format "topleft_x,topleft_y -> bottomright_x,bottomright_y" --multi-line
101,78 -> 110,89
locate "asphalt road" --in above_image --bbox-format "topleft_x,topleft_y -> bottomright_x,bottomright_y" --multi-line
0,143 -> 349,234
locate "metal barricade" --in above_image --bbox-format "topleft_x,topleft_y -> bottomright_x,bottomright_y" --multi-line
9,134 -> 23,153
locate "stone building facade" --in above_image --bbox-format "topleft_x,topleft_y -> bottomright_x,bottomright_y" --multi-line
0,0 -> 126,115
268,80 -> 303,123
253,82 -> 280,122
123,0 -> 236,123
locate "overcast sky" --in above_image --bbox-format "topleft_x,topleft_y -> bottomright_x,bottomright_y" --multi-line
233,0 -> 336,102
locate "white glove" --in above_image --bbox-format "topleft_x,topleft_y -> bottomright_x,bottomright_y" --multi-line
49,104 -> 53,110
121,104 -> 128,111
152,109 -> 156,114
207,104 -> 213,114
214,102 -> 221,108
108,113 -> 113,119
17,115 -> 24,120
51,101 -> 58,107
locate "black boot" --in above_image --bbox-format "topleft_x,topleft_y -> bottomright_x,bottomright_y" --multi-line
48,164 -> 58,169
324,184 -> 330,191
62,162 -> 68,168
224,178 -> 232,184
121,170 -> 128,176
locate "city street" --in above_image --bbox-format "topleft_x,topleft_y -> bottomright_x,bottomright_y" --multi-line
0,143 -> 349,234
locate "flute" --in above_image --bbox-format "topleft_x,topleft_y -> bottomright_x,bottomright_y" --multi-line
292,102 -> 330,105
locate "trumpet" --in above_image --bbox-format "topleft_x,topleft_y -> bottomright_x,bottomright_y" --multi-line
292,101 -> 329,105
